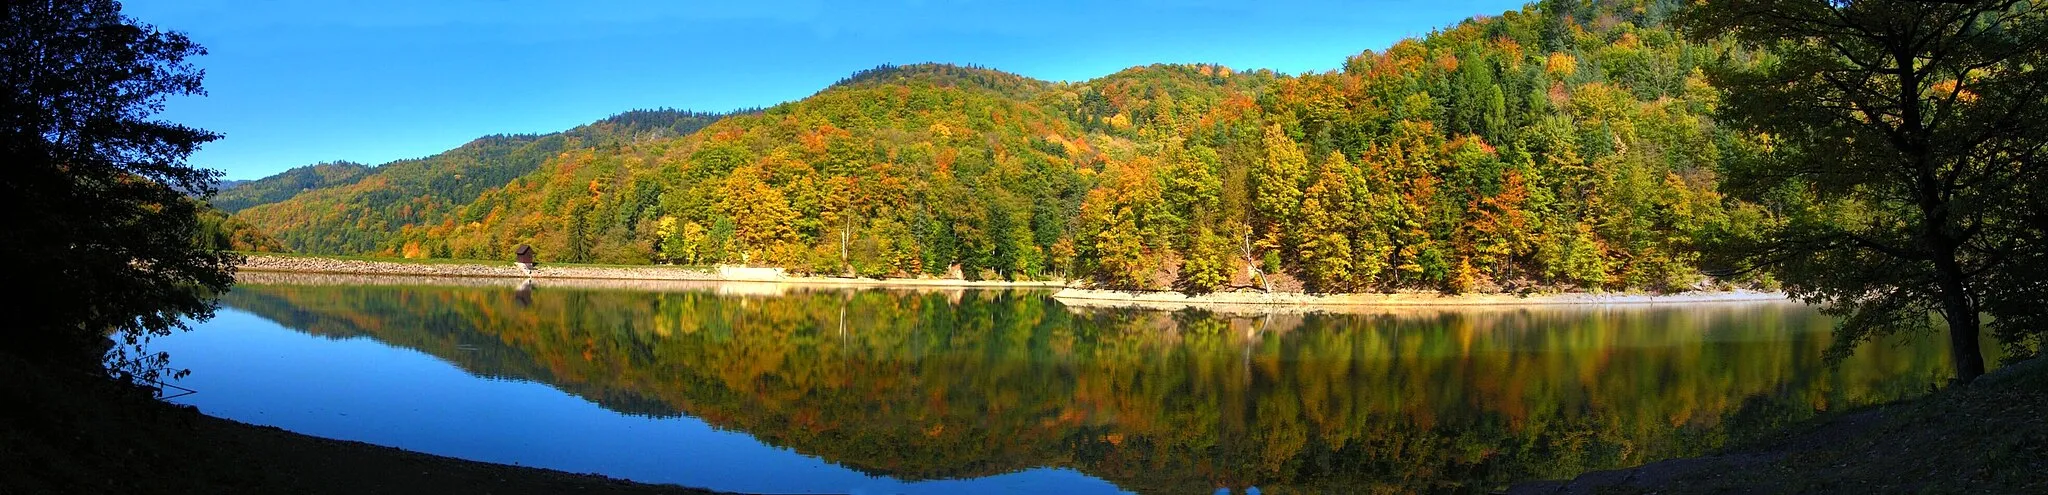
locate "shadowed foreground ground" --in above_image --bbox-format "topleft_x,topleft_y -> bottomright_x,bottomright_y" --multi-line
0,352 -> 721,495
1511,356 -> 2047,494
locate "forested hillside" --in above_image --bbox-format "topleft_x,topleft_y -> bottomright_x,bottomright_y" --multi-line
210,161 -> 369,212
232,109 -> 730,254
234,0 -> 1761,294
194,204 -> 287,253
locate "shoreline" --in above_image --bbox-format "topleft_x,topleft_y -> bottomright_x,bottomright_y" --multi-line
1051,287 -> 1790,312
239,254 -> 1790,308
237,254 -> 1065,289
233,270 -> 1017,297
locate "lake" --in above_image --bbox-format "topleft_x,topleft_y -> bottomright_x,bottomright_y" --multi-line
159,275 -> 1972,494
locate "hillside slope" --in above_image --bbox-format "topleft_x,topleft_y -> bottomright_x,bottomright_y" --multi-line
234,0 -> 1754,294
233,109 -> 728,254
210,161 -> 371,213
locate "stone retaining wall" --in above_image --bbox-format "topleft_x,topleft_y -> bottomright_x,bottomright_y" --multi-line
235,255 -> 1064,288
238,255 -> 720,281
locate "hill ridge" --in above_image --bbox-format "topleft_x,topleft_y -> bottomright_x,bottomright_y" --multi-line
236,0 -> 1754,295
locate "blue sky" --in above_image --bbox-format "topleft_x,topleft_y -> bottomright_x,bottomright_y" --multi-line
125,0 -> 1530,180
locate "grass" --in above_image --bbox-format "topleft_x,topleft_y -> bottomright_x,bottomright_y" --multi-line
1576,356 -> 2048,494
1750,358 -> 2048,492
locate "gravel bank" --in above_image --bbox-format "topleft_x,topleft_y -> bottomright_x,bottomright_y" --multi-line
1053,287 -> 1790,312
238,255 -> 722,281
236,254 -> 1066,288
240,255 -> 1783,306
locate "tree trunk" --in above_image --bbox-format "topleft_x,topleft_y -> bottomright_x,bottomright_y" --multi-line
1917,166 -> 1986,384
1893,44 -> 1986,384
1934,258 -> 1988,384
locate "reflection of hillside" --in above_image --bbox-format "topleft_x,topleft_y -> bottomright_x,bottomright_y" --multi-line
222,286 -> 686,416
220,284 -> 1954,494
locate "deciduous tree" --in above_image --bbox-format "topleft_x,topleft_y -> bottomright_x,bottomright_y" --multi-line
1681,0 -> 2048,382
1,0 -> 237,378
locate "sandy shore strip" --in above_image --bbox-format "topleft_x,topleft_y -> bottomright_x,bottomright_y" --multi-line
1052,287 -> 1790,312
236,254 -> 1065,289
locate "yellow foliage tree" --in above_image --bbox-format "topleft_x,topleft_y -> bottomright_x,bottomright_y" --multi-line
717,165 -> 799,265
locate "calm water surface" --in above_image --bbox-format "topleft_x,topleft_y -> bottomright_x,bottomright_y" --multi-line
159,276 -> 1968,494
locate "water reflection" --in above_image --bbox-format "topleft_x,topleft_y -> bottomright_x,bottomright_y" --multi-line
195,276 -> 1964,494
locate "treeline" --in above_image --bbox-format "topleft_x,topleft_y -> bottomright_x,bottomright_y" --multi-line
830,62 -> 1054,100
209,161 -> 369,213
235,0 -> 1766,294
194,203 -> 287,252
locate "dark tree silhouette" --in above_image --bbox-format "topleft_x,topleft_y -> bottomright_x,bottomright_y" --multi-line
1,0 -> 237,378
1681,0 -> 2048,383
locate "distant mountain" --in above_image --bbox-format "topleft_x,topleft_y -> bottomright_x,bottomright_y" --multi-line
210,161 -> 370,213
234,0 -> 1758,294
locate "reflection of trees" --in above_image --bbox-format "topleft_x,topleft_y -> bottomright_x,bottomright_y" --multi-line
221,285 -> 1955,494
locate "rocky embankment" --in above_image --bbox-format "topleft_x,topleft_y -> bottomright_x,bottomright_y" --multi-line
238,255 -> 721,281
235,254 -> 1066,288
239,255 -> 1791,304
1051,287 -> 1789,312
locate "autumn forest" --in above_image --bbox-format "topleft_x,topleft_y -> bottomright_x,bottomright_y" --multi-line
218,0 -> 1765,295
